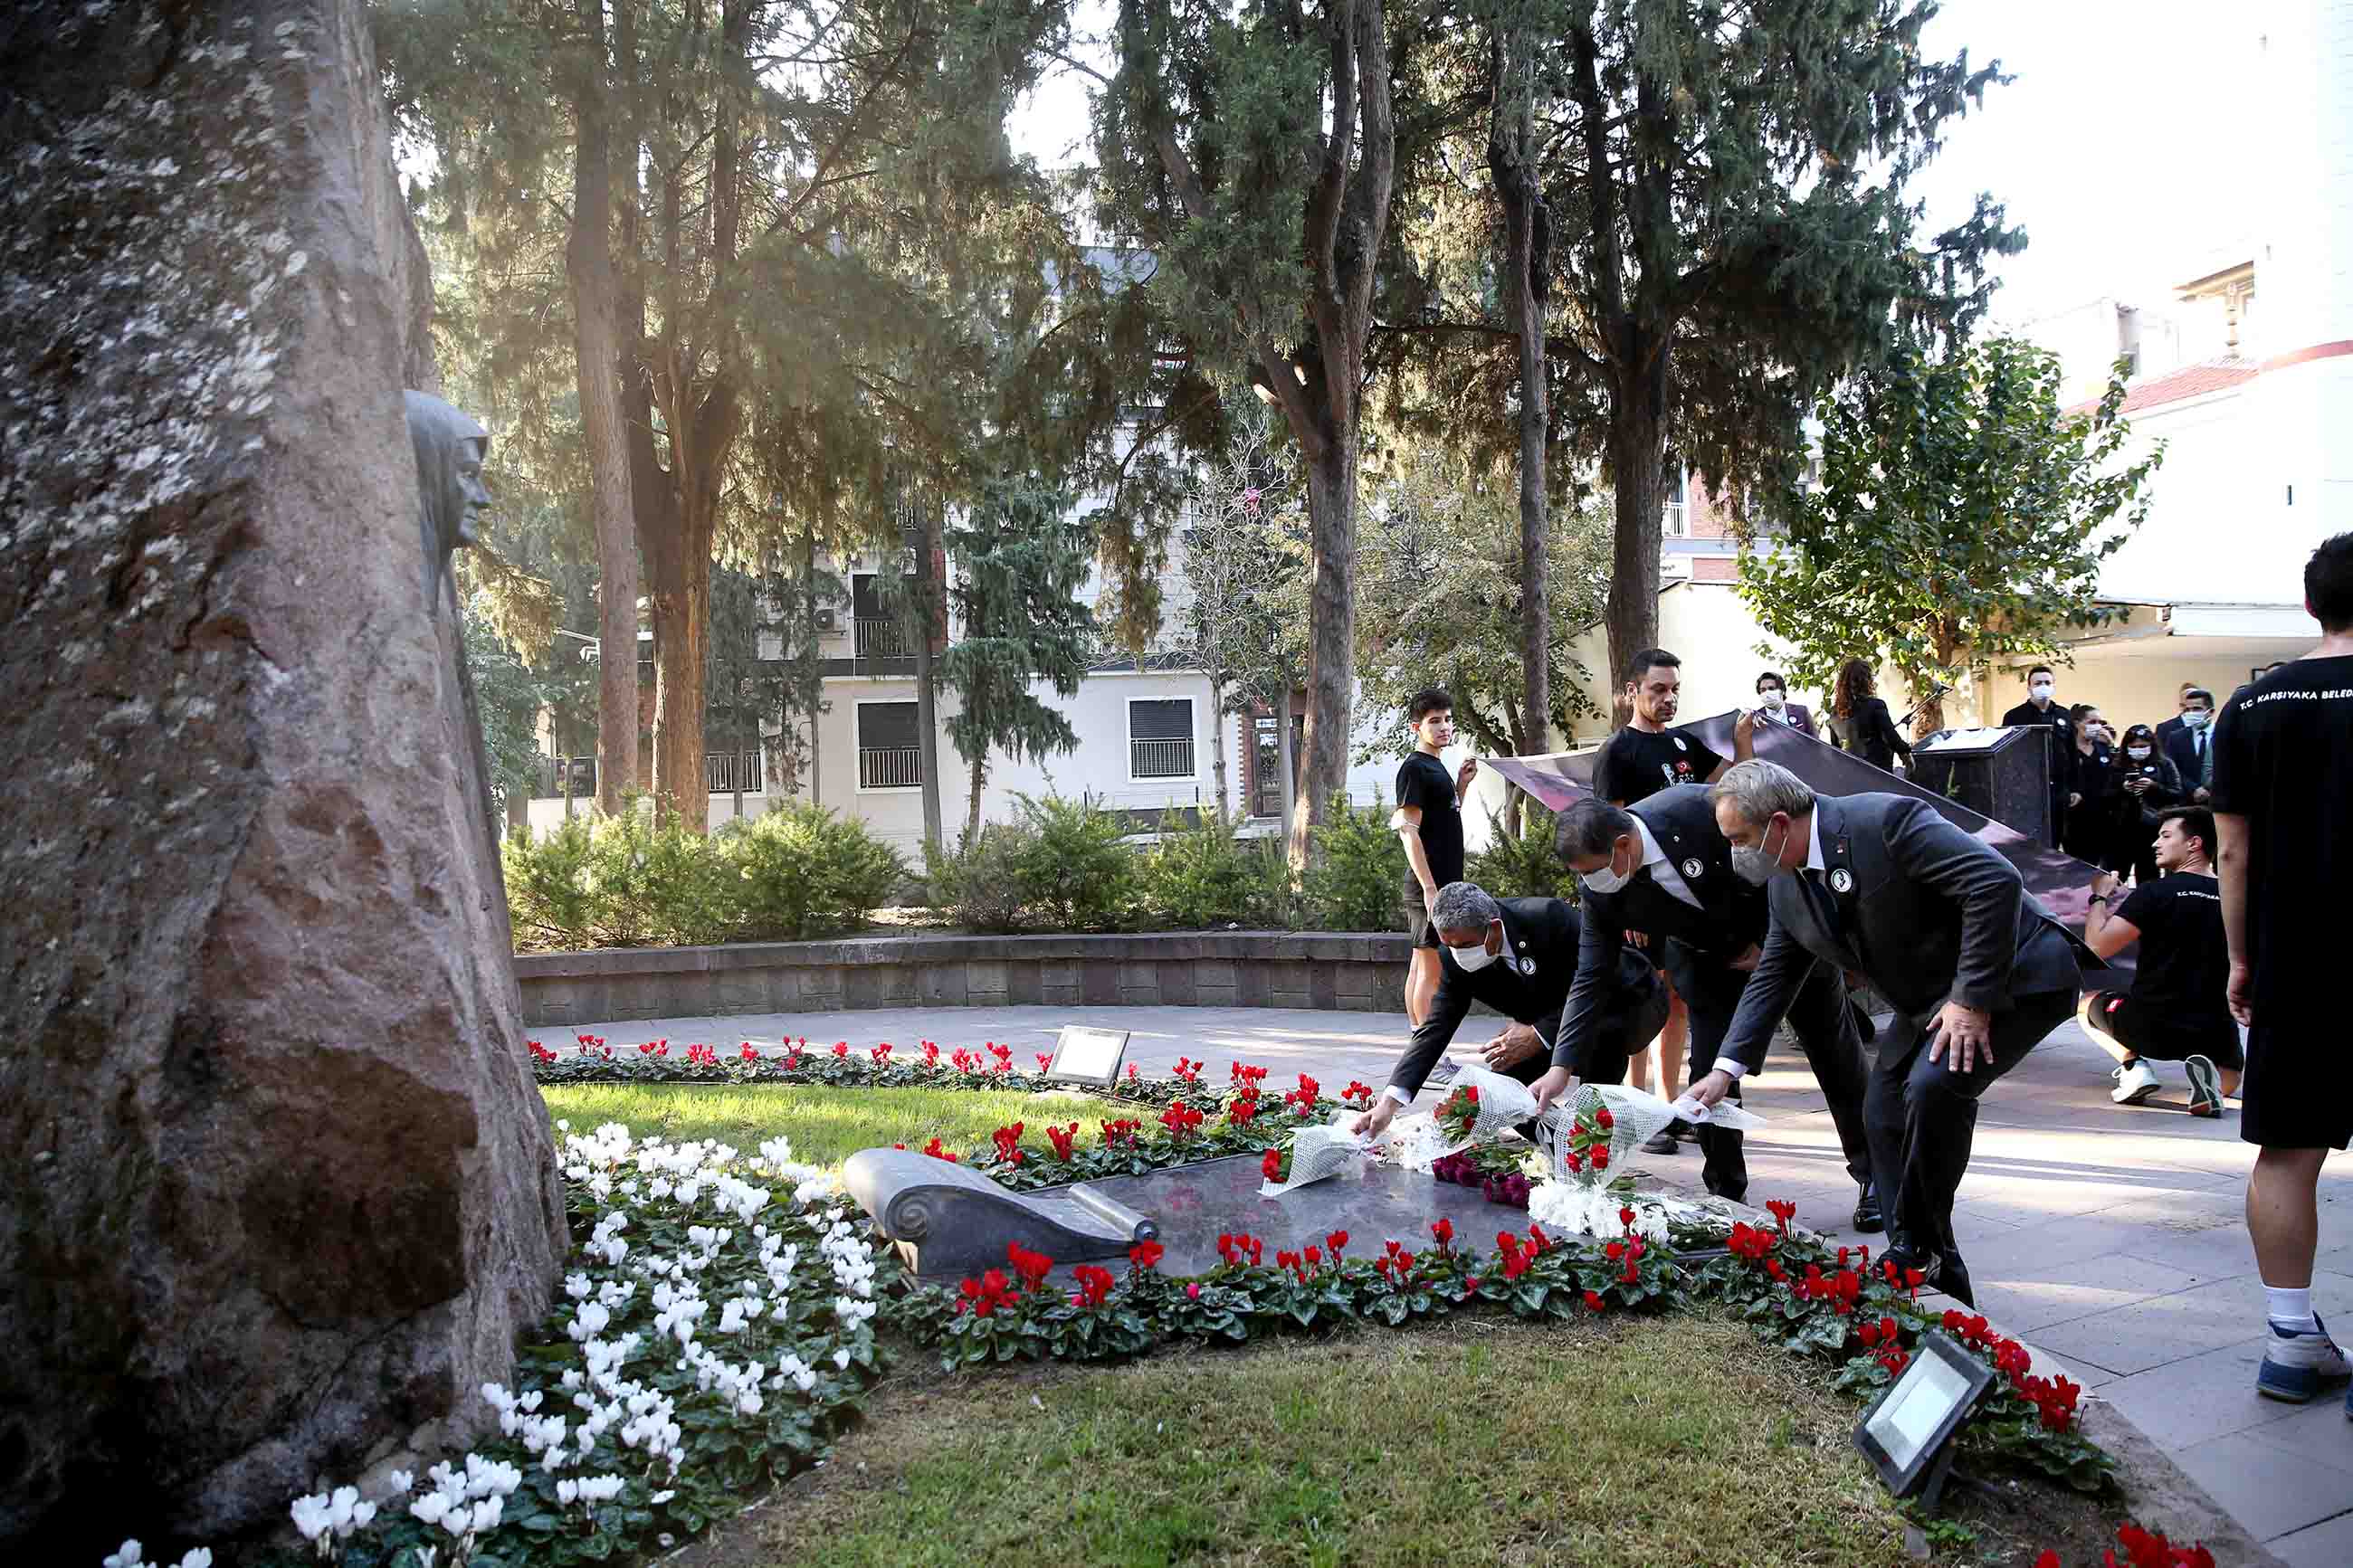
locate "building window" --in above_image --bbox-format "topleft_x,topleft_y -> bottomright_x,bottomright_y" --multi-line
705,750 -> 763,794
857,700 -> 923,790
1661,465 -> 1689,537
1129,698 -> 1196,780
852,574 -> 911,659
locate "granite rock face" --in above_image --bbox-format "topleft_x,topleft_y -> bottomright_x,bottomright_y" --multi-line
0,2 -> 565,1553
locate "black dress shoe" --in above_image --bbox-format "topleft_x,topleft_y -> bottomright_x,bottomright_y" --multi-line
1852,1183 -> 1885,1234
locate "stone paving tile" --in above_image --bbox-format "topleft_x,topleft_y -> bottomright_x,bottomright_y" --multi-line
1967,1254 -> 2208,1335
2271,1509 -> 2353,1568
2091,1336 -> 2298,1450
2242,1394 -> 2353,1476
2034,1272 -> 2353,1380
2167,1430 -> 2353,1541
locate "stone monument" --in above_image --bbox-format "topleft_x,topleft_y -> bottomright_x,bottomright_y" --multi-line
0,1 -> 565,1554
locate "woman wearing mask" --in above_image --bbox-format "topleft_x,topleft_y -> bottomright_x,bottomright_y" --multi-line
2107,723 -> 2185,884
2064,703 -> 2116,864
1824,658 -> 1912,774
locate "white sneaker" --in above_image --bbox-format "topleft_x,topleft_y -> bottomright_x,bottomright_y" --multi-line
2110,1060 -> 2161,1105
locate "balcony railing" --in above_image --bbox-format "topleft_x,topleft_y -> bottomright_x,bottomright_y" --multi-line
853,617 -> 911,659
859,746 -> 923,789
705,750 -> 764,795
1131,736 -> 1196,780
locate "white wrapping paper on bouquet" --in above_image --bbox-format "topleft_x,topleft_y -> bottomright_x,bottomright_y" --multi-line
1257,1116 -> 1373,1196
1531,1081 -> 1678,1183
1386,1065 -> 1541,1172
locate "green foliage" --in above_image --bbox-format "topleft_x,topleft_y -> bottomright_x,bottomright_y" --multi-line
1356,442 -> 1609,756
462,594 -> 555,818
1299,792 -> 1406,932
938,480 -> 1097,832
503,815 -> 600,950
719,803 -> 908,942
922,823 -> 1037,935
1737,340 -> 2163,715
1009,793 -> 1138,931
1466,800 -> 1571,902
1137,810 -> 1292,929
503,800 -> 900,950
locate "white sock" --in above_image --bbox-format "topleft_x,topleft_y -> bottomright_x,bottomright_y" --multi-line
2266,1285 -> 2317,1332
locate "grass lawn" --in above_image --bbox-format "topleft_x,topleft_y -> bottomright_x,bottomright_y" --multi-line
538,1082 -> 1105,1166
698,1316 -> 1926,1568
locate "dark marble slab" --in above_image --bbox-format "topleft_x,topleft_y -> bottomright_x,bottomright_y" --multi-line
1056,1153 -> 1541,1278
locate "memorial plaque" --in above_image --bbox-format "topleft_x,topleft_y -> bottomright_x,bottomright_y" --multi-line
1045,1024 -> 1130,1087
1853,1330 -> 1994,1499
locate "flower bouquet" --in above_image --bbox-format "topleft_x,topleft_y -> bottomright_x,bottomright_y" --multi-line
1257,1117 -> 1372,1197
1386,1065 -> 1541,1171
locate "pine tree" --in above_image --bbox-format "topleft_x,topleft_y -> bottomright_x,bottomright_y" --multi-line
1092,0 -> 1400,868
937,480 -> 1098,841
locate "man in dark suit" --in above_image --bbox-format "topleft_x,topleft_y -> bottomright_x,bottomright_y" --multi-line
2159,687 -> 2216,803
1348,882 -> 1669,1140
2151,680 -> 2199,752
2000,663 -> 2075,846
1756,670 -> 1817,738
1530,786 -> 1880,1231
1691,761 -> 2095,1306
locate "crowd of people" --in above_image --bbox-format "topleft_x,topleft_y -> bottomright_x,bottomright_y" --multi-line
1370,531 -> 2353,1412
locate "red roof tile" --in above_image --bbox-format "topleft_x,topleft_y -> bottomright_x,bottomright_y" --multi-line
2068,356 -> 2258,419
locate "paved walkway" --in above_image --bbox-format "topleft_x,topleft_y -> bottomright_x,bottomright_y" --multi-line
553,1003 -> 2353,1563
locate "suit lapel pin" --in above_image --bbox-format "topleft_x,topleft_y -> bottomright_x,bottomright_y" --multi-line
1829,868 -> 1853,894
1518,955 -> 1537,976
1681,857 -> 1705,880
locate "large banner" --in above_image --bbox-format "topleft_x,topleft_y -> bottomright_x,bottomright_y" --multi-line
1481,713 -> 2125,985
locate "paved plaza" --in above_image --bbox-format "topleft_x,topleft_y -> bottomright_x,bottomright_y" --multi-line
557,1002 -> 2353,1563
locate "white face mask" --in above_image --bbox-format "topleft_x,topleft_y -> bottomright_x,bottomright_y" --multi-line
2127,746 -> 2152,762
2030,681 -> 2054,701
1731,815 -> 1789,887
1579,839 -> 1637,896
1445,933 -> 1498,973
1759,689 -> 1786,710
2183,710 -> 2211,731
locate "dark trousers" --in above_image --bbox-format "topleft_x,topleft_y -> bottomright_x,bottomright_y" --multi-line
1661,946 -> 1875,1204
1869,984 -> 2075,1259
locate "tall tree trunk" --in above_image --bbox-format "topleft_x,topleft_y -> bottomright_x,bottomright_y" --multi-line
910,508 -> 944,852
1291,438 -> 1358,870
804,525 -> 821,804
568,0 -> 637,818
1275,687 -> 1299,836
645,505 -> 714,830
1602,347 -> 1670,687
967,752 -> 985,843
1489,22 -> 1551,766
1207,677 -> 1229,820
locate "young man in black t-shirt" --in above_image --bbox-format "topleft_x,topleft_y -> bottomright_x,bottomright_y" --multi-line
1393,689 -> 1475,1026
1591,649 -> 1752,807
2079,807 -> 2240,1117
1588,649 -> 1755,1147
2211,530 -> 2353,1407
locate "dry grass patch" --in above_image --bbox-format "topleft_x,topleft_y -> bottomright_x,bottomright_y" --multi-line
718,1315 -> 1916,1568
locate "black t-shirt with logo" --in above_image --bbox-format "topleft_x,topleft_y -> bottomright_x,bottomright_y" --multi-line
2113,874 -> 2232,1040
1593,726 -> 1725,806
1396,751 -> 1465,888
2211,655 -> 2353,1044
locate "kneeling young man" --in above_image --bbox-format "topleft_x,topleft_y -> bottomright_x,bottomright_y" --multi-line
2080,806 -> 2241,1117
1350,882 -> 1667,1138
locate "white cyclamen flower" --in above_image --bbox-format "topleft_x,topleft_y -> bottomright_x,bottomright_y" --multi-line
101,1542 -> 143,1568
289,1495 -> 333,1542
173,1552 -> 214,1568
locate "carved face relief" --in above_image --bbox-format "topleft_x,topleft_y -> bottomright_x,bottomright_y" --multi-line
452,442 -> 490,547
404,389 -> 492,603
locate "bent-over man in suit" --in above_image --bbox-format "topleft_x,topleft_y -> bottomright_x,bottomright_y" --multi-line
1530,786 -> 1880,1231
1692,761 -> 2094,1306
1348,882 -> 1669,1140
